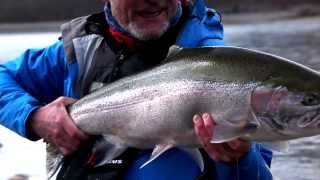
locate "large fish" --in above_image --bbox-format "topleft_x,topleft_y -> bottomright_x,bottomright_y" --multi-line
48,46 -> 320,177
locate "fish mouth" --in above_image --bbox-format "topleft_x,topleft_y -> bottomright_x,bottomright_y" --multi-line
252,85 -> 320,134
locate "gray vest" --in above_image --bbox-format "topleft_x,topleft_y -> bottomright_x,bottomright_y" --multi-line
60,13 -> 182,98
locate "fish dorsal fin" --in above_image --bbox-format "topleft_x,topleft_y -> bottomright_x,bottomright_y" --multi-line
89,82 -> 105,93
140,144 -> 174,169
165,45 -> 183,61
179,148 -> 204,172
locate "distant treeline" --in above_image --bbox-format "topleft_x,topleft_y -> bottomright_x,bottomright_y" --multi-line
0,0 -> 103,22
1,0 -> 319,22
209,0 -> 320,13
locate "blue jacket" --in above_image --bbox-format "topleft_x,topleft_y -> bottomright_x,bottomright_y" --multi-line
0,0 -> 272,179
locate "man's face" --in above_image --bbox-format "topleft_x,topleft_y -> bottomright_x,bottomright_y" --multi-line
108,0 -> 180,41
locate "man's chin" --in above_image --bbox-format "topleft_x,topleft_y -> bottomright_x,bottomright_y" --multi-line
128,23 -> 169,41
133,32 -> 165,41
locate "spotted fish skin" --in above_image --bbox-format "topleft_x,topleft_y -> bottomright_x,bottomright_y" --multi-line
47,46 -> 320,177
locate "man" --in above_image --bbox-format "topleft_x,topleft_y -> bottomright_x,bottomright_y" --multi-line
0,0 -> 273,179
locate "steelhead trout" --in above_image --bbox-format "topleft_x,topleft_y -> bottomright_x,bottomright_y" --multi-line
48,46 -> 320,176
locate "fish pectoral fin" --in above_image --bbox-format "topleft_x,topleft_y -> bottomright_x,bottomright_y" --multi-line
89,81 -> 105,93
179,148 -> 204,172
140,144 -> 174,169
93,137 -> 127,167
261,141 -> 290,153
211,108 -> 259,143
165,45 -> 183,60
210,123 -> 244,143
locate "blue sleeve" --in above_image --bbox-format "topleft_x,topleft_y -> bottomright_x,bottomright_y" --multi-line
0,40 -> 67,139
213,143 -> 273,180
176,0 -> 224,48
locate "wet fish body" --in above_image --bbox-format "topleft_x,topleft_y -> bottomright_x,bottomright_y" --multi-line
48,46 -> 320,176
71,46 -> 320,144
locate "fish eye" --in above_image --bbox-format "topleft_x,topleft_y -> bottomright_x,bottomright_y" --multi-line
302,93 -> 320,106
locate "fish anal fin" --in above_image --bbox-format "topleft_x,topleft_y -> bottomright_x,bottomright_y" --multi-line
94,136 -> 127,167
140,144 -> 174,169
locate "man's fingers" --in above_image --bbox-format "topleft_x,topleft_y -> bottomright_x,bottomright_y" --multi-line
193,114 -> 211,142
194,113 -> 215,144
228,139 -> 251,153
57,96 -> 88,154
55,129 -> 81,155
63,116 -> 88,141
204,144 -> 231,162
228,139 -> 244,150
56,139 -> 78,155
206,143 -> 244,162
215,140 -> 250,161
202,113 -> 214,138
194,114 -> 231,162
194,113 -> 251,162
222,143 -> 243,161
30,96 -> 87,156
59,146 -> 75,156
57,96 -> 77,106
59,98 -> 88,141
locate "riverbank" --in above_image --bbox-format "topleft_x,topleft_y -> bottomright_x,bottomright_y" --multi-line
222,3 -> 320,24
0,22 -> 63,33
1,2 -> 320,33
0,0 -> 319,23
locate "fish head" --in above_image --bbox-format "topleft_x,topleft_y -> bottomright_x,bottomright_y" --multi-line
250,85 -> 320,141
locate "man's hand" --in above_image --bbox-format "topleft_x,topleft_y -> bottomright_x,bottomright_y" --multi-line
30,97 -> 88,155
193,113 -> 250,162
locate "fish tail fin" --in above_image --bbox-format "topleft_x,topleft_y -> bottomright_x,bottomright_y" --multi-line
46,143 -> 64,179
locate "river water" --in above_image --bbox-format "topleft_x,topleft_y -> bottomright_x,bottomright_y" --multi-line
225,16 -> 320,180
0,32 -> 58,180
0,16 -> 320,180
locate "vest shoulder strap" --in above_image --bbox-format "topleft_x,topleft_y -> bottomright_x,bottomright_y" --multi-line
61,15 -> 90,64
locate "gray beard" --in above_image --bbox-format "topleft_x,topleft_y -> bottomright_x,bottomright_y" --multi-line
123,21 -> 170,41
